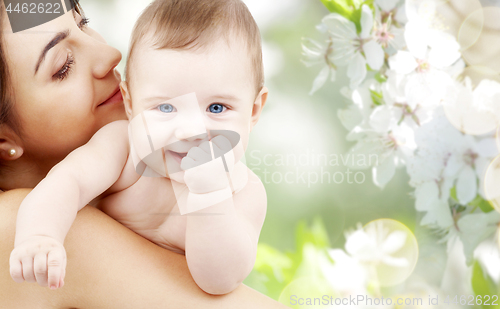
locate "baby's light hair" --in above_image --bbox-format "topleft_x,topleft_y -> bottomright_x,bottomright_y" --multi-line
125,0 -> 264,94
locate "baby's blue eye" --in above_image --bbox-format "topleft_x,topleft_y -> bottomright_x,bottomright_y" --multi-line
158,104 -> 175,113
208,103 -> 226,114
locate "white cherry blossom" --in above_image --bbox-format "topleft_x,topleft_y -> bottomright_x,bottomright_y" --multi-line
302,38 -> 336,94
322,5 -> 384,88
306,0 -> 500,280
345,223 -> 409,268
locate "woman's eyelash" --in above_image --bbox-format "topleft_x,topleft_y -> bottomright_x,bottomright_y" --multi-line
78,17 -> 90,29
51,18 -> 87,81
53,55 -> 74,81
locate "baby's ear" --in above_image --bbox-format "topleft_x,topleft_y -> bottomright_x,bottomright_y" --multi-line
250,86 -> 269,130
120,81 -> 133,120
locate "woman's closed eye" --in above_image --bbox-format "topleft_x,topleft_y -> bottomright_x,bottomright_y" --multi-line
52,18 -> 89,81
53,53 -> 74,81
158,104 -> 177,113
208,103 -> 227,114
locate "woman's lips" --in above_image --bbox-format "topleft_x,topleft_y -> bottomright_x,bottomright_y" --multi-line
168,150 -> 188,164
98,88 -> 122,107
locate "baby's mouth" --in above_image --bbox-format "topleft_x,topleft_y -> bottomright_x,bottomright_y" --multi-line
168,150 -> 188,164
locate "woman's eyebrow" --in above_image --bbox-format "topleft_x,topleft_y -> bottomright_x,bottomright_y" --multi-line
34,30 -> 70,75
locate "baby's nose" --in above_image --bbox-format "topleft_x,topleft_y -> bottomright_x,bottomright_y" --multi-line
175,124 -> 207,141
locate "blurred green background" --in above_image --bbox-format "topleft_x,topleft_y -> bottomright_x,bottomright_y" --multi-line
82,0 -> 422,300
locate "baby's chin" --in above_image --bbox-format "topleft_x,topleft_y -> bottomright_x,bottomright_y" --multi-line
167,171 -> 185,184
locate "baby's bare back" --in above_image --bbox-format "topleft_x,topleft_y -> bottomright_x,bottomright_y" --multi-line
97,172 -> 187,254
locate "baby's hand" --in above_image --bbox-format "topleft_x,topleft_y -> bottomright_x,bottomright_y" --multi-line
181,135 -> 235,194
10,235 -> 66,289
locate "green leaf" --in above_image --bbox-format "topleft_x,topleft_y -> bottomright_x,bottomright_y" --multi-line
249,218 -> 333,300
254,244 -> 293,282
450,186 -> 458,202
470,195 -> 495,213
249,243 -> 294,299
295,217 -> 331,253
370,89 -> 384,106
320,0 -> 352,16
350,0 -> 375,32
449,187 -> 491,212
354,0 -> 374,9
471,260 -> 500,308
375,72 -> 387,83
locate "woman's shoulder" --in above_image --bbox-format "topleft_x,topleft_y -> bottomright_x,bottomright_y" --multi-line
0,188 -> 31,215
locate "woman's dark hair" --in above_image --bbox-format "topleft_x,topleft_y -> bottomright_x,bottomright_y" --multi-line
0,0 -> 84,136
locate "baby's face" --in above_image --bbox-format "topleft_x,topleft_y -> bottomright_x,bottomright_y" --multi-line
123,36 -> 266,180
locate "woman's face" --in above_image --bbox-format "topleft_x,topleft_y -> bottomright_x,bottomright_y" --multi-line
3,10 -> 126,170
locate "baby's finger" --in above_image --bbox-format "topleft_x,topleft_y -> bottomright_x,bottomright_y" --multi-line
187,147 -> 210,162
198,141 -> 211,154
57,262 -> 65,289
180,156 -> 196,171
21,256 -> 36,283
33,253 -> 49,287
47,249 -> 65,289
9,254 -> 24,283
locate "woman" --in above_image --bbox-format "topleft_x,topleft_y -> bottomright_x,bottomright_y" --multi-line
0,2 -> 285,308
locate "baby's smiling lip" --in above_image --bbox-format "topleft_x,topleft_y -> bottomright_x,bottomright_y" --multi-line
168,150 -> 188,164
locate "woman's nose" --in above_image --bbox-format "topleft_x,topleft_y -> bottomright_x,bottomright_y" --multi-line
89,40 -> 122,79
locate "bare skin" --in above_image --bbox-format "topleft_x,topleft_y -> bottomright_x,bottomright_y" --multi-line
0,189 -> 287,309
0,6 -> 285,308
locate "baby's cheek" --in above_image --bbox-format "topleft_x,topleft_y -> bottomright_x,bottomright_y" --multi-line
148,122 -> 179,150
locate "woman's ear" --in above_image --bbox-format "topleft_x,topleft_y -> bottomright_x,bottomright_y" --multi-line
120,81 -> 133,120
0,125 -> 23,161
250,86 -> 269,130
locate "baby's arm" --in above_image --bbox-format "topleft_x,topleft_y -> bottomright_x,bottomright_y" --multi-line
182,137 -> 267,295
9,120 -> 130,289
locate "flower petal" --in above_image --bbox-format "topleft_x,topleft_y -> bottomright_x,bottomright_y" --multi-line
309,66 -> 330,95
381,255 -> 410,267
347,52 -> 367,88
389,51 -> 418,75
405,20 -> 428,59
360,5 -> 374,39
381,231 -> 407,254
369,105 -> 396,132
347,138 -> 385,169
427,31 -> 461,68
363,40 -> 384,70
456,165 -> 477,205
322,13 -> 357,39
443,154 -> 465,178
473,138 -> 498,158
345,229 -> 374,256
415,181 -> 439,211
338,105 -> 363,131
373,156 -> 396,188
419,198 -> 454,229
376,0 -> 400,12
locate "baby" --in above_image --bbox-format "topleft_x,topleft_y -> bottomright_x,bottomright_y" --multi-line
9,0 -> 268,295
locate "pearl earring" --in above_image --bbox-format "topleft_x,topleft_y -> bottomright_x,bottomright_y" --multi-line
8,149 -> 16,157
